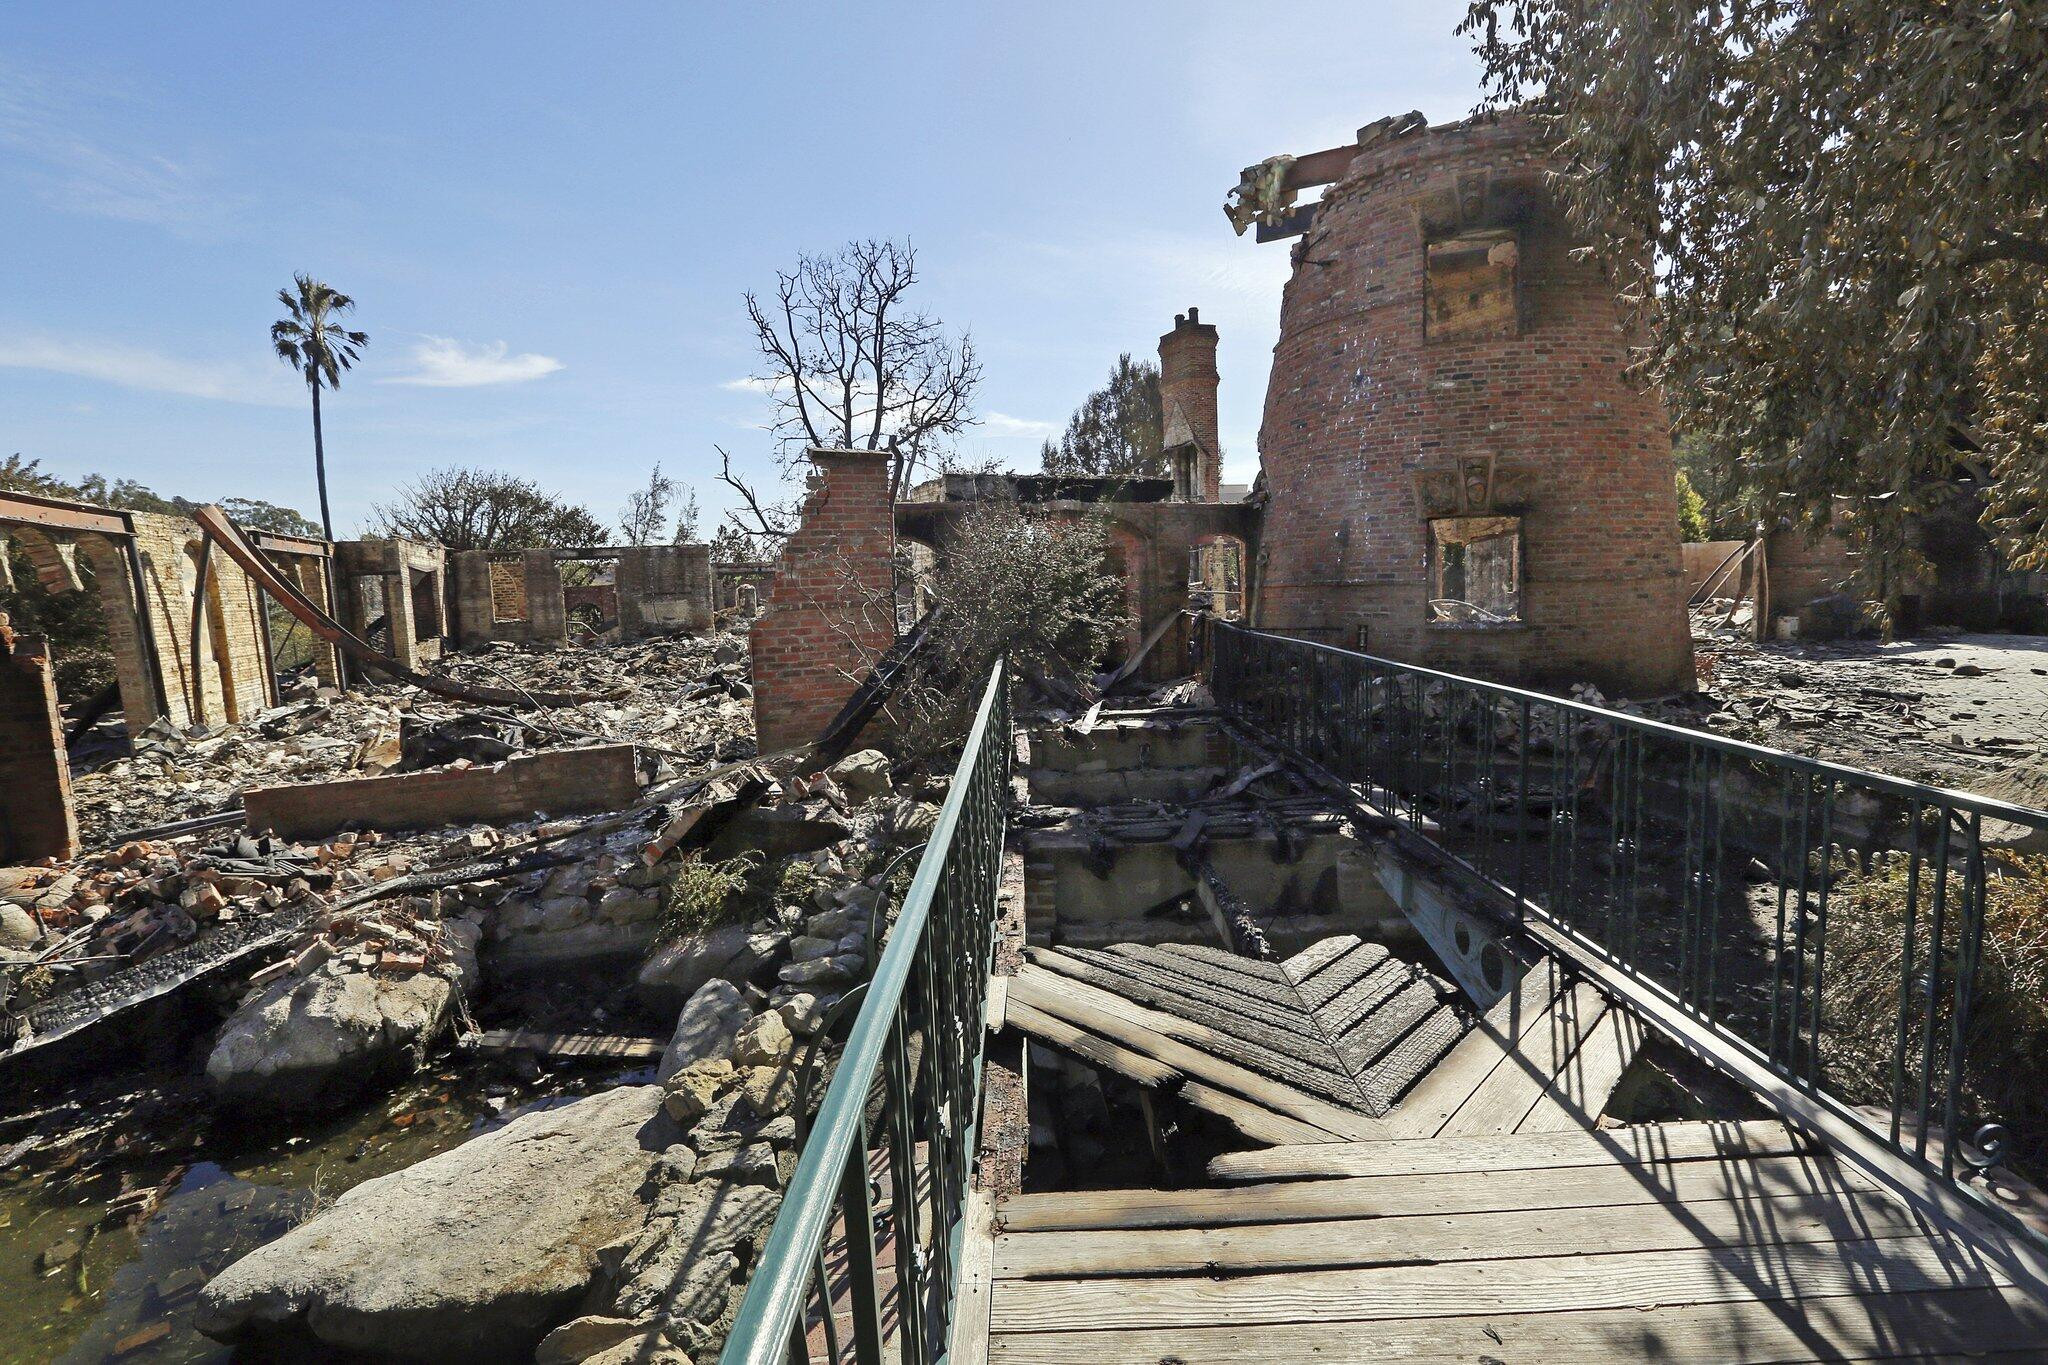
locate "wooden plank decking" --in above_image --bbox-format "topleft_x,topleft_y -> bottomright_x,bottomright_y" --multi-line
1004,936 -> 1643,1144
983,1120 -> 2048,1363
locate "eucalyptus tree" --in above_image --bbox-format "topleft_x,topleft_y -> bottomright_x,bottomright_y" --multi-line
1459,0 -> 2048,593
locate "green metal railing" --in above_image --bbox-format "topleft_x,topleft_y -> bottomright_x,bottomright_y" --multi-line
1210,621 -> 2048,1193
723,660 -> 1011,1365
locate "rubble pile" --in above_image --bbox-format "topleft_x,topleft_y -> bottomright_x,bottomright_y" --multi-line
67,630 -> 756,848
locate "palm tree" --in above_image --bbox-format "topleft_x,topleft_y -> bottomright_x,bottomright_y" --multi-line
271,274 -> 369,541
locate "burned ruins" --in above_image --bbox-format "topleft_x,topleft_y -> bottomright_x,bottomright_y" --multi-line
3,106 -> 2047,1365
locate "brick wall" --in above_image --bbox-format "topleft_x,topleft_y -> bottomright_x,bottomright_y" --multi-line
0,635 -> 79,861
1251,114 -> 1694,697
131,511 -> 274,729
1158,308 -> 1222,501
750,448 -> 897,754
617,544 -> 713,637
243,743 -> 641,839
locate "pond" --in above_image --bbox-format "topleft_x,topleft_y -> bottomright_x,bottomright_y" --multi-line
0,1056 -> 650,1364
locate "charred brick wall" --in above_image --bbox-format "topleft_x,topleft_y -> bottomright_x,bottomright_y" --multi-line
0,634 -> 79,861
1252,114 -> 1693,696
131,511 -> 274,729
750,448 -> 897,754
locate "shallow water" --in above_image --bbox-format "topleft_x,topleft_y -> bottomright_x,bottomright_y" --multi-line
0,1060 -> 650,1365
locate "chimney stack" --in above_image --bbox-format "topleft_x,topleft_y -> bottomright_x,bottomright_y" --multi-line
1157,306 -> 1221,501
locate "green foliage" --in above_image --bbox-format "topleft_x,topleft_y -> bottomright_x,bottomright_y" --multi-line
776,858 -> 827,912
904,500 -> 1130,750
1674,469 -> 1709,543
661,851 -> 762,940
367,467 -> 608,550
1040,354 -> 1165,479
271,274 -> 368,392
1460,0 -> 2048,586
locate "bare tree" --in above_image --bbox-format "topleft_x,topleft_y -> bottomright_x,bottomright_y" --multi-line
368,467 -> 606,550
715,444 -> 796,548
620,464 -> 676,544
745,239 -> 982,505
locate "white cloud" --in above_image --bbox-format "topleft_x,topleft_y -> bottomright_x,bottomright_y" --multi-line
383,337 -> 563,388
0,59 -> 245,234
720,375 -> 780,394
0,333 -> 296,405
982,411 -> 1060,439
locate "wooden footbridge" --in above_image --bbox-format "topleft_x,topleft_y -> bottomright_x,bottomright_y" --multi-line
719,650 -> 2048,1365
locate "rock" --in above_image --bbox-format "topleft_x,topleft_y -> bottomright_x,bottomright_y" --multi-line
535,1315 -> 646,1365
731,1012 -> 793,1069
636,924 -> 782,1014
736,1064 -> 795,1117
778,954 -> 860,988
583,1334 -> 693,1365
0,904 -> 40,950
598,886 -> 665,924
487,920 -> 659,977
825,749 -> 893,802
775,992 -> 827,1036
878,798 -> 940,846
787,934 -> 837,961
610,1180 -> 779,1323
662,1057 -> 735,1123
205,919 -> 480,1111
658,980 -> 750,1082
196,1086 -> 670,1362
695,1140 -> 779,1185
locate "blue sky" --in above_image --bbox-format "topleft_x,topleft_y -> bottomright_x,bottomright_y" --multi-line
1,3 -> 1483,538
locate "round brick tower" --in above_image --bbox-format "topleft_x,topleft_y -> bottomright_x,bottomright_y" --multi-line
1251,113 -> 1693,696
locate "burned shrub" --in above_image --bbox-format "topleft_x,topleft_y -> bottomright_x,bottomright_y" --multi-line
661,851 -> 762,939
1818,851 -> 2048,1176
897,501 -> 1129,752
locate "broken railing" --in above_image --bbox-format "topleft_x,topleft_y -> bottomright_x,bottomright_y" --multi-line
1210,621 -> 2048,1197
723,661 -> 1011,1365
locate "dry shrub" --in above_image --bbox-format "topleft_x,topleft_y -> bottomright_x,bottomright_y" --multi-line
661,851 -> 762,940
897,500 -> 1129,753
1819,850 -> 2048,1175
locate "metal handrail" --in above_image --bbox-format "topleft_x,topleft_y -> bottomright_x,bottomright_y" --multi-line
1209,620 -> 2048,1191
722,660 -> 1011,1365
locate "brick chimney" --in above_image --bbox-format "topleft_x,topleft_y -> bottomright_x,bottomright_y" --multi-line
1158,307 -> 1221,501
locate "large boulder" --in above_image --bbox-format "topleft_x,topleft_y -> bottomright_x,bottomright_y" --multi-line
0,903 -> 41,950
657,979 -> 749,1082
635,923 -> 783,1015
206,919 -> 481,1111
825,749 -> 892,803
196,1085 -> 671,1362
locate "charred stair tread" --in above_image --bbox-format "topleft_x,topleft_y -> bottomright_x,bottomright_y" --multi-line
1019,942 -> 1462,1120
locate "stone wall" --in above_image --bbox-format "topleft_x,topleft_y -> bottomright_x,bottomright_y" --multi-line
0,634 -> 79,861
132,511 -> 274,729
617,544 -> 714,638
750,448 -> 897,754
1251,113 -> 1693,697
335,538 -> 449,671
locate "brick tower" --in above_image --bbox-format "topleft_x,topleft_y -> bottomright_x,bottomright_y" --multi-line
1158,307 -> 1221,502
1247,113 -> 1693,696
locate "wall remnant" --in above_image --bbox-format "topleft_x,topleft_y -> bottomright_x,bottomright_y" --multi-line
0,630 -> 80,861
242,743 -> 641,839
1246,112 -> 1694,696
750,448 -> 897,754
